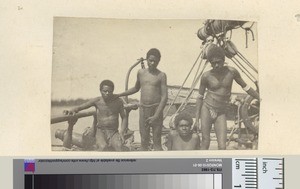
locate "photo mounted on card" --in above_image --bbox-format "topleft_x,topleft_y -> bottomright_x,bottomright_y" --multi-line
51,18 -> 259,152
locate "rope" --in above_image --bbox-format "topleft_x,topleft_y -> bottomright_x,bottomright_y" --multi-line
232,57 -> 257,81
168,62 -> 208,129
163,50 -> 203,119
231,58 -> 256,83
241,22 -> 255,48
236,52 -> 258,73
191,50 -> 205,85
172,61 -> 208,116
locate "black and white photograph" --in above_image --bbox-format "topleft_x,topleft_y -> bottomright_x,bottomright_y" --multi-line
4,0 -> 300,187
50,18 -> 259,151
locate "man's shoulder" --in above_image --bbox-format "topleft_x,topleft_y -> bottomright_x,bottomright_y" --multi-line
97,97 -> 123,109
158,70 -> 166,75
89,96 -> 102,103
115,97 -> 124,104
227,66 -> 238,72
156,69 -> 166,79
139,68 -> 165,74
139,68 -> 166,78
138,68 -> 147,74
203,71 -> 209,76
202,71 -> 210,79
226,66 -> 239,76
191,133 -> 200,139
111,97 -> 124,106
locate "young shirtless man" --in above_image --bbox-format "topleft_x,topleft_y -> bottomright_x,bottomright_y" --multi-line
195,45 -> 259,150
63,80 -> 127,151
166,112 -> 200,151
116,48 -> 168,151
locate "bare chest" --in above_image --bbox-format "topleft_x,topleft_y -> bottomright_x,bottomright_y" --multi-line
207,71 -> 234,90
139,72 -> 161,87
94,100 -> 120,117
173,136 -> 197,150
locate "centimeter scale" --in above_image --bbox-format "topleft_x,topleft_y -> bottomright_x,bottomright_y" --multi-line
232,158 -> 284,189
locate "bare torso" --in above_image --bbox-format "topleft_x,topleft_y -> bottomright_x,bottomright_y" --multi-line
94,97 -> 123,130
139,69 -> 164,105
168,131 -> 200,150
204,66 -> 236,107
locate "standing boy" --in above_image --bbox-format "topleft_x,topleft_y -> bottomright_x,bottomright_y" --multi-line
116,48 -> 168,151
64,80 -> 127,151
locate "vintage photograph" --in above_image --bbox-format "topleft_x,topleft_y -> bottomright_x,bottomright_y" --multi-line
51,18 -> 259,151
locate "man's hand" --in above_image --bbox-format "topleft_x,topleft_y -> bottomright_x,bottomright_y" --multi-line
124,103 -> 139,111
67,116 -> 78,126
250,99 -> 260,108
63,110 -> 76,116
120,131 -> 125,144
145,115 -> 158,126
137,57 -> 145,63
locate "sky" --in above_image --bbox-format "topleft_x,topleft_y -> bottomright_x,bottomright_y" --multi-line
51,18 -> 258,100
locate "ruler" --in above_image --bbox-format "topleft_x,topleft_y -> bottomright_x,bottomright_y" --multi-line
233,158 -> 284,189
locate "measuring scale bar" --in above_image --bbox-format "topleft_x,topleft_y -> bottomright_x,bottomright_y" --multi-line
233,158 -> 284,189
17,158 -> 285,189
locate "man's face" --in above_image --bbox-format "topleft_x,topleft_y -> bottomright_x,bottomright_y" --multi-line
100,85 -> 114,101
210,59 -> 224,71
147,55 -> 160,71
177,120 -> 191,137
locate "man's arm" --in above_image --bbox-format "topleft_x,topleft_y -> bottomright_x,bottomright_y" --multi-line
119,100 -> 128,143
64,98 -> 98,115
194,75 -> 207,131
232,68 -> 260,100
117,71 -> 141,97
155,72 -> 168,117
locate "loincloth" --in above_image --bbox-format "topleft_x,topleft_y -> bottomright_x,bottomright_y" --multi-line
97,128 -> 119,146
139,103 -> 163,127
203,100 -> 228,120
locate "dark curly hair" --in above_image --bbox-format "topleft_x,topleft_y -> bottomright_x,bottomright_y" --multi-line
174,112 -> 193,127
206,45 -> 225,62
100,80 -> 114,91
146,48 -> 161,61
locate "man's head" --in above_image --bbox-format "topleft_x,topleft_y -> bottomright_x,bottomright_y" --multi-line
99,80 -> 114,101
174,112 -> 193,137
206,45 -> 225,70
146,48 -> 161,71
